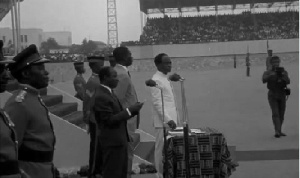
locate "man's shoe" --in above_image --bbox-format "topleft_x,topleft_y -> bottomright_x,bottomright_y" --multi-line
280,132 -> 287,136
274,133 -> 281,138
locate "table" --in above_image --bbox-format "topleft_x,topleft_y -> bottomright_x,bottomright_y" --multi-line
164,127 -> 238,178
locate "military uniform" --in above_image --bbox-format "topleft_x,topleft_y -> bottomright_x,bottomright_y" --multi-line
4,84 -> 56,178
73,74 -> 86,100
4,44 -> 55,178
0,110 -> 21,178
0,40 -> 21,178
84,73 -> 102,177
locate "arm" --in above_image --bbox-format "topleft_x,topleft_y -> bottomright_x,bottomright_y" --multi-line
74,79 -> 85,99
4,102 -> 28,146
150,81 -> 172,123
94,95 -> 131,126
262,70 -> 276,84
282,70 -> 290,85
114,74 -> 130,107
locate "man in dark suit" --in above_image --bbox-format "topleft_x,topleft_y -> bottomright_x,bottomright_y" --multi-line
94,66 -> 144,178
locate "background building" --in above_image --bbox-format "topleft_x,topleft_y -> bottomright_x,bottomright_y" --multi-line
0,27 -> 72,51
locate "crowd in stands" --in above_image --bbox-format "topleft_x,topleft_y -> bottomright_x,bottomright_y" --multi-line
42,53 -> 87,62
122,11 -> 298,46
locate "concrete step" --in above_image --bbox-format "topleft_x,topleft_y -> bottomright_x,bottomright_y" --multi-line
42,95 -> 63,107
134,142 -> 155,164
63,111 -> 85,126
48,102 -> 78,117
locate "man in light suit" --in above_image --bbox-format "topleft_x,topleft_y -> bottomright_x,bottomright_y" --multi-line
149,53 -> 181,178
113,46 -> 139,178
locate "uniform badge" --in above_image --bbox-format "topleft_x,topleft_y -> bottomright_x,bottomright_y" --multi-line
86,89 -> 95,97
15,90 -> 27,103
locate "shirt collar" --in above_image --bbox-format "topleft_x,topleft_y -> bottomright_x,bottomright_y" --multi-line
92,73 -> 98,77
100,84 -> 112,93
19,84 -> 40,95
116,64 -> 128,72
156,70 -> 169,79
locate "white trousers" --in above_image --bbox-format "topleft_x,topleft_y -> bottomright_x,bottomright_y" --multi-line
154,128 -> 165,178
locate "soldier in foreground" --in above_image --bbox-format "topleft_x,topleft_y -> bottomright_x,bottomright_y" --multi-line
4,44 -> 56,178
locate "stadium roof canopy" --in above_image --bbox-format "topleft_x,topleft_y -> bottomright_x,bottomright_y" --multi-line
139,0 -> 299,14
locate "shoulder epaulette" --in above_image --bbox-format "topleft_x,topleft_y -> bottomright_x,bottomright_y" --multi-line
15,90 -> 27,103
3,111 -> 15,127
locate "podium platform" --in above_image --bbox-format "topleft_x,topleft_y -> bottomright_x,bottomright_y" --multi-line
165,127 -> 238,178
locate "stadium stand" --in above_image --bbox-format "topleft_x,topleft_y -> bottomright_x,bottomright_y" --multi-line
121,11 -> 298,46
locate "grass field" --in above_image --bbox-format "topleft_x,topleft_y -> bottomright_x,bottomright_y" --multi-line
47,52 -> 299,152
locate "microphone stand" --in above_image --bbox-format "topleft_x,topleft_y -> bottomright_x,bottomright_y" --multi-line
158,86 -> 169,178
180,79 -> 190,178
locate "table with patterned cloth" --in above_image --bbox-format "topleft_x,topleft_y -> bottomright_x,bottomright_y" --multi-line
164,127 -> 238,178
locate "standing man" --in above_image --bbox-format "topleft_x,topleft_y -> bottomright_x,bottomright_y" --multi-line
113,46 -> 139,177
262,56 -> 290,138
149,53 -> 181,178
4,44 -> 55,178
94,66 -> 144,178
266,49 -> 273,71
233,54 -> 237,69
0,40 -> 23,178
73,62 -> 86,100
83,56 -> 104,178
246,53 -> 250,77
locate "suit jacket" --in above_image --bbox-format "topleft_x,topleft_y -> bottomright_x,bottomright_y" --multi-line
113,64 -> 139,134
83,73 -> 100,124
94,85 -> 130,147
4,84 -> 55,178
150,71 -> 179,128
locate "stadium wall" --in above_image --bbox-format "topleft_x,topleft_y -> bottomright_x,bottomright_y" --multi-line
128,39 -> 299,59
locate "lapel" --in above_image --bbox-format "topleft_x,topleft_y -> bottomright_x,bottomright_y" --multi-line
99,85 -> 123,110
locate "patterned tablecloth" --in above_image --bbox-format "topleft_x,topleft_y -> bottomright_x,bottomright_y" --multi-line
164,127 -> 238,178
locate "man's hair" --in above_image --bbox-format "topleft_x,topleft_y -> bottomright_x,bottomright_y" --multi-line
154,53 -> 167,66
270,56 -> 280,63
113,46 -> 129,63
98,66 -> 112,82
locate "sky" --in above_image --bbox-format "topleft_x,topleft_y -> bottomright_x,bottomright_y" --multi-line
0,0 -> 143,44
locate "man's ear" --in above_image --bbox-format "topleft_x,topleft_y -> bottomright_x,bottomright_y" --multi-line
21,68 -> 31,79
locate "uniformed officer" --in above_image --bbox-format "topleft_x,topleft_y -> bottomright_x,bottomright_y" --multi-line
83,56 -> 105,177
0,40 -> 25,178
4,44 -> 56,178
73,62 -> 86,100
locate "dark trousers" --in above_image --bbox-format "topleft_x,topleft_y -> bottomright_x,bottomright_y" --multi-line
268,92 -> 286,134
89,122 -> 102,177
102,144 -> 128,178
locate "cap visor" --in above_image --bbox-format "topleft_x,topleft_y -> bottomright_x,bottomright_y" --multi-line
32,57 -> 50,64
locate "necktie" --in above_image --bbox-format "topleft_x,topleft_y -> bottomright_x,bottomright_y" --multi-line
127,71 -> 131,78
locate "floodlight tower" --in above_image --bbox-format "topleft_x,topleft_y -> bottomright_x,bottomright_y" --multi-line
107,0 -> 118,47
